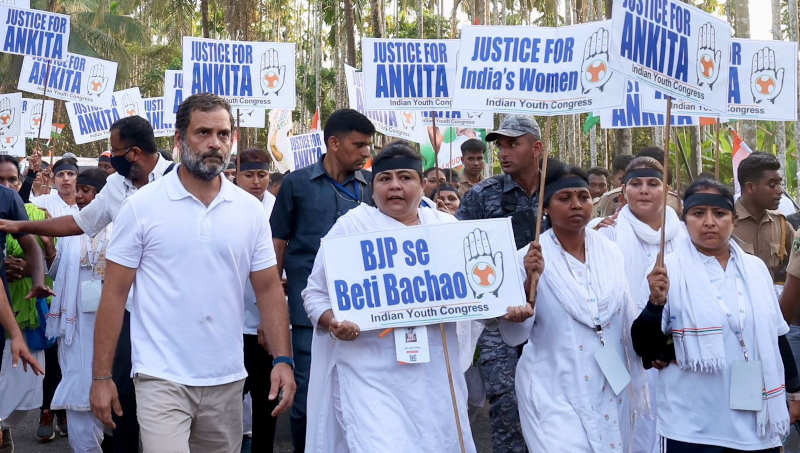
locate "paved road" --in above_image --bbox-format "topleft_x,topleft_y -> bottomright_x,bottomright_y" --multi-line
9,405 -> 492,452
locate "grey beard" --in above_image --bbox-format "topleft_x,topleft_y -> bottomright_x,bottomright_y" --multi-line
180,142 -> 230,181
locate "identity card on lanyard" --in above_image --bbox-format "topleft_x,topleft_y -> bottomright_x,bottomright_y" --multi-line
394,326 -> 431,364
561,242 -> 630,395
721,276 -> 762,411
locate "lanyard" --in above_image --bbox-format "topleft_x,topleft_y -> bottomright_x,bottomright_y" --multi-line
712,268 -> 750,360
326,176 -> 360,202
557,238 -> 605,345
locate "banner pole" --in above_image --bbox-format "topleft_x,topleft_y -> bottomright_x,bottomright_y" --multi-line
428,112 -> 441,192
439,324 -> 466,453
236,110 -> 241,173
714,121 -> 720,180
527,124 -> 551,304
658,97 -> 673,267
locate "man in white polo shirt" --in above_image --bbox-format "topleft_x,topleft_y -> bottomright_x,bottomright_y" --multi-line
89,93 -> 295,452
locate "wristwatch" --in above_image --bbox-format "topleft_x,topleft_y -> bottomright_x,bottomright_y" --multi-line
272,356 -> 294,369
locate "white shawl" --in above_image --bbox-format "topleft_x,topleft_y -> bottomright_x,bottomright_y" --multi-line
668,235 -> 788,437
45,235 -> 82,344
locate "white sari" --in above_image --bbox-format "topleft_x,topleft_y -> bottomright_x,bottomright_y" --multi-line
302,203 -> 478,453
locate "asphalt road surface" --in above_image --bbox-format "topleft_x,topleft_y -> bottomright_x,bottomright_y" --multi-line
8,405 -> 492,452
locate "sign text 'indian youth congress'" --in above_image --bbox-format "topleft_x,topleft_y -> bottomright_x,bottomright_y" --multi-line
0,6 -> 68,59
183,37 -> 296,109
362,38 -> 457,110
610,0 -> 731,112
453,21 -> 624,115
323,219 -> 524,331
18,53 -> 117,106
66,101 -> 119,144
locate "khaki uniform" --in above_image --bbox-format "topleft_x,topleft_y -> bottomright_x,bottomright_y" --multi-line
732,198 -> 794,284
786,228 -> 800,281
457,177 -> 482,197
592,186 -> 683,218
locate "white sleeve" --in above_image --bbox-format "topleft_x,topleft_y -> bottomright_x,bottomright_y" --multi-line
73,184 -> 113,237
302,243 -> 331,328
499,244 -> 535,347
105,200 -> 142,269
250,207 -> 277,272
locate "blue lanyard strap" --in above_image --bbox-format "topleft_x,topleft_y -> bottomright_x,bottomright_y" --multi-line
326,176 -> 361,202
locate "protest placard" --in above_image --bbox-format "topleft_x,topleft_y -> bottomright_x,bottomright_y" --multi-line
268,109 -> 294,172
599,80 -> 701,128
453,21 -> 625,115
182,36 -> 296,109
0,6 -> 69,59
22,97 -> 52,139
112,87 -> 146,120
345,64 -> 420,142
0,93 -> 23,156
143,97 -> 174,137
322,218 -> 525,331
610,0 -> 731,112
66,100 -> 119,144
362,38 -> 459,110
233,107 -> 266,128
726,38 -> 797,121
0,1 -> 30,7
163,69 -> 182,123
18,52 -> 117,106
289,130 -> 325,170
418,110 -> 493,129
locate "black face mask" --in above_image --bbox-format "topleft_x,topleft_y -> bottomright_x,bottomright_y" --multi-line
110,153 -> 132,178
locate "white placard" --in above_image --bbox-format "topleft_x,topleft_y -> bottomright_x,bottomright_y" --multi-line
163,69 -> 182,123
182,37 -> 296,109
0,6 -> 69,59
18,52 -> 117,106
599,80 -> 703,128
22,97 -> 52,139
143,97 -> 174,138
323,218 -> 525,331
288,130 -> 325,170
233,107 -> 266,128
453,21 -> 625,115
112,88 -> 146,120
610,0 -> 731,112
65,101 -> 119,144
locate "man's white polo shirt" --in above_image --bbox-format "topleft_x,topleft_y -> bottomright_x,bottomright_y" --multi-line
106,166 -> 277,386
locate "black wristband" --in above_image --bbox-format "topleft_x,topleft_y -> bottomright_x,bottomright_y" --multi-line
272,356 -> 294,369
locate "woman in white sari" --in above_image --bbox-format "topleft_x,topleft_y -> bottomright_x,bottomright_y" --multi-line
592,156 -> 686,452
302,142 -> 477,453
502,163 -> 636,453
632,179 -> 800,452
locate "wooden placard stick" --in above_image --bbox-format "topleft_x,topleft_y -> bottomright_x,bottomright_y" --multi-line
714,121 -> 720,180
657,97 -> 673,268
527,119 -> 551,304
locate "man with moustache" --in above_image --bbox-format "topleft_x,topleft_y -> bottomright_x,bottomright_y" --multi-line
89,93 -> 295,452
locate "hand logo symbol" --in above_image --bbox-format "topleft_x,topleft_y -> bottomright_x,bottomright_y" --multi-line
463,229 -> 504,298
696,22 -> 722,90
117,94 -> 137,117
260,49 -> 286,96
0,98 -> 15,136
29,103 -> 42,130
401,112 -> 414,129
581,27 -> 612,94
87,64 -> 108,97
750,47 -> 785,104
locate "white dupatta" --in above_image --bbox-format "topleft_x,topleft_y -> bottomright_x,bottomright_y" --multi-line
668,235 -> 789,438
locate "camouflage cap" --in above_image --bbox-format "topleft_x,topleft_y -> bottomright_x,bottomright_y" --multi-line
486,115 -> 541,142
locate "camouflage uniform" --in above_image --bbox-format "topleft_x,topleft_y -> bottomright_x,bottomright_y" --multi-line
457,172 -> 541,453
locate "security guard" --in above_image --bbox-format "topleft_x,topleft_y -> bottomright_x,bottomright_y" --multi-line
457,115 -> 544,453
733,152 -> 794,287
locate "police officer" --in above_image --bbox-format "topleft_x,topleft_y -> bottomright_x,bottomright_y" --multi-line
457,138 -> 486,197
733,152 -> 794,288
456,115 -> 543,453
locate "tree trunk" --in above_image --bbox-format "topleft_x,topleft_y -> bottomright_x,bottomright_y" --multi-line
773,0 -> 787,185
314,0 -> 322,112
418,0 -> 424,37
473,0 -> 486,24
370,0 -> 384,37
732,0 -> 757,145
200,0 -> 210,38
615,129 -> 632,155
343,0 -> 357,66
689,125 -> 701,178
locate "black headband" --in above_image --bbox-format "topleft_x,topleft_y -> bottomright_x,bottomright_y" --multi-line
543,176 -> 589,205
98,155 -> 111,163
77,173 -> 106,192
372,157 -> 423,177
239,162 -> 269,171
53,163 -> 78,176
623,168 -> 663,184
682,193 -> 734,216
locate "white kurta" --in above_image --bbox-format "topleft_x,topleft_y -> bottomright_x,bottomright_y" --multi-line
302,204 -> 477,453
0,343 -> 44,420
502,229 -> 633,453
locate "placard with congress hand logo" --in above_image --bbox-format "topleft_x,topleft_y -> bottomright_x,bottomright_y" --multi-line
322,217 -> 525,331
